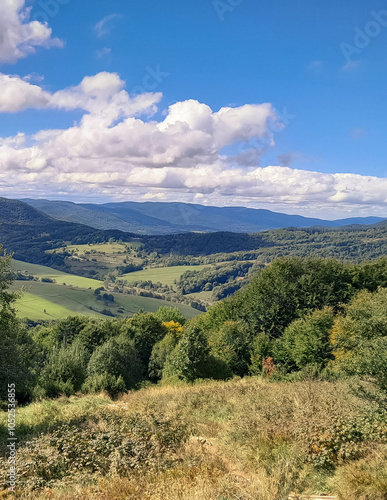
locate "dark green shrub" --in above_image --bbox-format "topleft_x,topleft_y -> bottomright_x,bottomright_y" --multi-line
163,326 -> 210,382
87,336 -> 143,390
281,307 -> 335,370
36,340 -> 89,398
82,373 -> 126,398
208,320 -> 252,376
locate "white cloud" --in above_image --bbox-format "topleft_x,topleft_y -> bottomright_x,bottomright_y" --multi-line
0,73 -> 51,112
0,0 -> 63,64
96,47 -> 111,59
342,60 -> 361,72
93,14 -> 122,38
0,70 -> 387,218
0,72 -> 162,120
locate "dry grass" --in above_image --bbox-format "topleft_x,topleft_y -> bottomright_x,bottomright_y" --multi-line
2,377 -> 385,500
331,444 -> 387,500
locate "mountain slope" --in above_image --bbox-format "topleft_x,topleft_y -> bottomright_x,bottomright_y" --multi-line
0,198 -> 135,267
23,199 -> 178,234
22,199 -> 386,235
0,197 -> 50,225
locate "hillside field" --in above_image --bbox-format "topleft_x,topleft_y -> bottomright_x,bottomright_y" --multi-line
10,262 -> 200,320
122,264 -> 208,288
11,259 -> 103,288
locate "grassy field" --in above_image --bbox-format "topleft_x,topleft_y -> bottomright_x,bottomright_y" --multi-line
11,259 -> 103,288
47,241 -> 143,276
122,265 -> 208,288
1,377 -> 385,499
185,290 -> 214,303
10,281 -> 200,320
48,241 -> 142,254
11,292 -> 88,320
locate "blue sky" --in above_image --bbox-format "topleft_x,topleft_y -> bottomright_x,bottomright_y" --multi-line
0,0 -> 387,218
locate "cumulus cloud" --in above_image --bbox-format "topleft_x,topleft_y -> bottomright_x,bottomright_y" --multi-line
0,73 -> 52,112
0,70 -> 387,218
0,72 -> 162,120
0,0 -> 63,64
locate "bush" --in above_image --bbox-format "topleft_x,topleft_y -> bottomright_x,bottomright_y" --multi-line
201,354 -> 233,380
0,413 -> 189,490
36,341 -> 89,398
87,337 -> 143,390
208,320 -> 252,376
82,373 -> 126,398
163,326 -> 210,383
331,445 -> 387,499
281,307 -> 335,370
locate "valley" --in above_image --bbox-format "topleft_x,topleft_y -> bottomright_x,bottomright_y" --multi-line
1,196 -> 387,499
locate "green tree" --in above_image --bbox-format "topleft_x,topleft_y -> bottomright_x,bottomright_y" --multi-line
148,321 -> 183,380
86,336 -> 143,391
281,307 -> 335,370
121,313 -> 167,369
36,340 -> 89,397
163,326 -> 210,382
154,306 -> 186,325
209,320 -> 251,376
249,332 -> 271,375
0,250 -> 35,402
331,288 -> 387,396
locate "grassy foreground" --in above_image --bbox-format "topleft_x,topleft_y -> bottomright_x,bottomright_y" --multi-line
1,377 -> 386,499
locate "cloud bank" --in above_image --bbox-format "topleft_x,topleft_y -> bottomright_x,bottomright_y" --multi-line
0,70 -> 387,217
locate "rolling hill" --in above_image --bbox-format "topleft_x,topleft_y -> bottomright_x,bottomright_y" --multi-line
0,197 -> 135,267
23,198 -> 386,234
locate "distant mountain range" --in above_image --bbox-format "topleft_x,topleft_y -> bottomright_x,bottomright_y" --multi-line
1,197 -> 387,267
22,199 -> 386,235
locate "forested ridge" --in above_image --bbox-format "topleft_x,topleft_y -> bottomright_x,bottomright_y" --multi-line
143,221 -> 387,260
2,198 -> 387,274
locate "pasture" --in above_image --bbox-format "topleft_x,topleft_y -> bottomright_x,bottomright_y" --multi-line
122,264 -> 208,288
11,260 -> 103,288
10,281 -> 200,320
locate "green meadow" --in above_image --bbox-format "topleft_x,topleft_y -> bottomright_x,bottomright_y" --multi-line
10,281 -> 199,321
122,264 -> 208,288
11,259 -> 103,288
